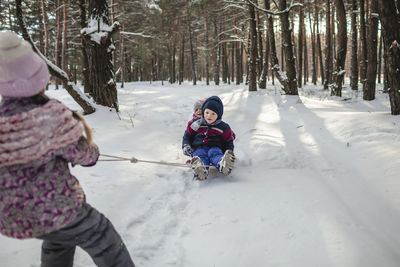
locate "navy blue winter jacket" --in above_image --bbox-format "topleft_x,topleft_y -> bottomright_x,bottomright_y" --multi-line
182,118 -> 235,152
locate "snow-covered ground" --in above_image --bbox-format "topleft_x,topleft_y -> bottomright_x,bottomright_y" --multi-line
1,81 -> 400,267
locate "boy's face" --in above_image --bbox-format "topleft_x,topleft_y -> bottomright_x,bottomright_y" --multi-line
194,109 -> 202,118
204,108 -> 218,124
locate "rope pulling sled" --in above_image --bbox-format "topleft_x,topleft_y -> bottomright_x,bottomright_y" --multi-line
99,154 -> 213,168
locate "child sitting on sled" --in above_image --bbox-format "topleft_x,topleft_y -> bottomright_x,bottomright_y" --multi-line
182,96 -> 236,180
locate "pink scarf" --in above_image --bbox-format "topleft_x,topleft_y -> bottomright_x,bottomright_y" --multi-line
0,99 -> 83,167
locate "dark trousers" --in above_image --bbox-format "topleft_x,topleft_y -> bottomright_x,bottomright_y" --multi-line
38,203 -> 135,267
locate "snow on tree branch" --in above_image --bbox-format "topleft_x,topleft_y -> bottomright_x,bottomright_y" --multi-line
120,31 -> 154,38
246,0 -> 302,15
223,3 -> 247,10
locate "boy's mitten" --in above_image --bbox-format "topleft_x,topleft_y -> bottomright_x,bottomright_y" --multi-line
183,144 -> 193,157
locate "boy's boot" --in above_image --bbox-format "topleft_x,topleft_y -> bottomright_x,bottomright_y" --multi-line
190,156 -> 208,181
218,150 -> 235,175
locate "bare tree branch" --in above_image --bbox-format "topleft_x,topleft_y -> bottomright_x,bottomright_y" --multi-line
15,0 -> 96,114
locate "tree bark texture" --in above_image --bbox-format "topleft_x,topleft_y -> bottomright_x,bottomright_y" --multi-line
61,0 -> 67,72
378,32 -> 382,84
120,23 -> 125,88
360,0 -> 368,85
235,25 -> 242,85
265,0 -> 289,91
350,0 -> 359,91
309,0 -> 316,84
179,32 -> 184,84
259,12 -> 268,89
255,0 -> 263,80
248,2 -> 258,91
172,41 -> 176,84
79,0 -> 90,93
315,3 -> 324,84
304,29 -> 308,84
205,17 -> 210,85
222,42 -> 228,83
331,3 -> 336,61
41,0 -> 49,57
324,0 -> 332,90
297,0 -> 304,88
279,0 -> 298,95
364,0 -> 379,100
213,16 -> 220,85
186,0 -> 197,85
377,0 -> 400,114
55,0 -> 62,89
331,0 -> 347,96
231,42 -> 235,84
84,0 -> 119,111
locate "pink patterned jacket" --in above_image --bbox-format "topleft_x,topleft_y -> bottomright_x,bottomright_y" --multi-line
0,97 -> 99,239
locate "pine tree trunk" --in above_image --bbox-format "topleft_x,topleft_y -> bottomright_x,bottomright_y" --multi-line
128,56 -> 133,82
364,0 -> 379,100
279,0 -> 298,95
213,16 -> 220,85
255,0 -> 263,80
236,26 -> 241,85
231,42 -> 235,84
205,18 -> 210,85
186,0 -> 197,85
61,0 -> 67,72
324,0 -> 332,90
110,0 -> 115,68
383,45 -> 389,92
55,0 -> 62,89
41,0 -> 49,57
297,0 -> 304,88
304,31 -> 308,84
248,2 -> 258,91
179,32 -> 184,84
258,17 -> 268,89
222,42 -> 228,83
265,24 -> 270,82
79,0 -> 90,92
377,0 -> 400,114
240,38 -> 244,83
290,11 -> 297,74
331,0 -> 347,96
378,31 -> 382,84
120,23 -> 125,88
315,4 -> 324,84
350,0 -> 359,91
265,0 -> 289,91
360,0 -> 368,85
84,0 -> 119,111
172,41 -> 176,84
281,37 -> 285,72
308,0 -> 316,85
331,3 -> 336,61
168,45 -> 173,84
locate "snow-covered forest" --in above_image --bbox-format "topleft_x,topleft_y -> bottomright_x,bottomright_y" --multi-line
1,0 -> 400,114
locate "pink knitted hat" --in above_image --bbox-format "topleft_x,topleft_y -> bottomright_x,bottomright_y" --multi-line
0,31 -> 49,98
